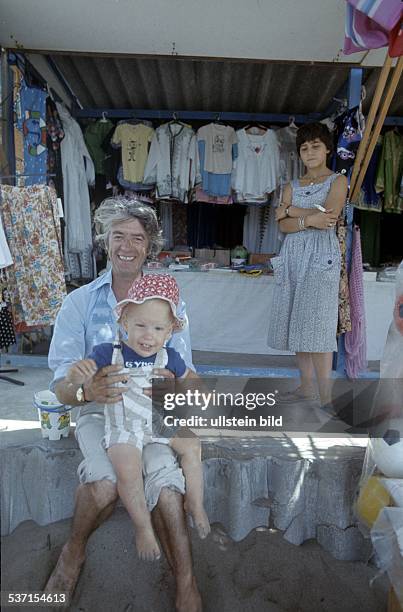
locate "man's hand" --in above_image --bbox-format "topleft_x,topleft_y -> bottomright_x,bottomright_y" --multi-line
83,364 -> 130,404
66,359 -> 98,385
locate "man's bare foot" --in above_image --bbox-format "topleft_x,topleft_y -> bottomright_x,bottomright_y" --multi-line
176,576 -> 202,612
184,501 -> 210,539
135,525 -> 161,561
44,541 -> 85,605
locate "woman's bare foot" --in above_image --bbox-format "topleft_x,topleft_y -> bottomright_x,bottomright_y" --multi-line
44,541 -> 85,605
184,501 -> 210,539
277,386 -> 319,404
135,525 -> 161,561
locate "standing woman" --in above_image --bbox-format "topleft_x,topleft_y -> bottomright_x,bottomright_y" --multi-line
267,123 -> 348,406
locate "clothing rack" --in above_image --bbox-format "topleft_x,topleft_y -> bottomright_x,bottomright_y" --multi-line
0,173 -> 56,181
75,109 -> 323,123
73,108 -> 403,126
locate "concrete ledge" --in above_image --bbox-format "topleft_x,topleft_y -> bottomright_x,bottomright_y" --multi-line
0,429 -> 371,561
1,431 -> 79,536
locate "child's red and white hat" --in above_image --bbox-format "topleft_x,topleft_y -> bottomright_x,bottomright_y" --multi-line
114,273 -> 187,332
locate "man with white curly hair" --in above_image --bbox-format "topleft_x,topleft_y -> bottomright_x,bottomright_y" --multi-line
45,197 -> 202,612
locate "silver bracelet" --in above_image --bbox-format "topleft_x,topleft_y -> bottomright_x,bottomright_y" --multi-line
298,216 -> 306,231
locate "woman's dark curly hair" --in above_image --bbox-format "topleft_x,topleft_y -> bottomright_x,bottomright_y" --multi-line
296,122 -> 334,157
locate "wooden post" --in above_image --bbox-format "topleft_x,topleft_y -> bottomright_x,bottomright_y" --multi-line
350,55 -> 403,204
349,54 -> 393,197
388,586 -> 403,612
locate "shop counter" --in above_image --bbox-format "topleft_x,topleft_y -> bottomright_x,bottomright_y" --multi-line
159,270 -> 395,361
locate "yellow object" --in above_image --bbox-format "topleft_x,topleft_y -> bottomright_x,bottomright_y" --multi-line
356,476 -> 391,528
111,123 -> 154,183
239,269 -> 262,277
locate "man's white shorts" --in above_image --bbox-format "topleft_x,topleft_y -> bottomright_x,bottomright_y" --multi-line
75,406 -> 185,511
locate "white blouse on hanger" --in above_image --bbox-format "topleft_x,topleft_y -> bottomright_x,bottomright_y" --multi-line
56,103 -> 95,254
144,123 -> 198,203
232,129 -> 280,201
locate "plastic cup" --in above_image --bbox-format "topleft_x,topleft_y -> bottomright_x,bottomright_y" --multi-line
34,390 -> 71,441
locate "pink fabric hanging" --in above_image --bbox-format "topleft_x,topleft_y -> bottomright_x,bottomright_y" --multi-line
345,225 -> 367,378
343,0 -> 402,55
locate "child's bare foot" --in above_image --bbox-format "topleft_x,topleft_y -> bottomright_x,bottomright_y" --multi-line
185,501 -> 210,539
135,525 -> 161,561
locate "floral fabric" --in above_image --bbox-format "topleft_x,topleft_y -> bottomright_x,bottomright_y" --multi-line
337,220 -> 352,335
0,185 -> 66,326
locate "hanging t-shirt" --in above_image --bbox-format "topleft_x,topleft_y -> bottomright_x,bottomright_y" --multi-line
197,124 -> 238,174
232,128 -> 280,201
111,123 -> 154,183
334,107 -> 364,177
85,119 -> 114,174
375,130 -> 403,214
197,139 -> 237,197
12,65 -> 48,187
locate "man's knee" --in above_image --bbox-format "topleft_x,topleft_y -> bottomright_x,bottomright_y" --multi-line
187,436 -> 201,454
174,435 -> 201,460
158,485 -> 182,505
85,479 -> 118,510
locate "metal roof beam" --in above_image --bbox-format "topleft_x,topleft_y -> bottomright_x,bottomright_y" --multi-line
73,109 -> 322,123
73,107 -> 403,125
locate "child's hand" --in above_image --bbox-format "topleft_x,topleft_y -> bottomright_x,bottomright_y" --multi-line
67,359 -> 98,385
143,367 -> 175,397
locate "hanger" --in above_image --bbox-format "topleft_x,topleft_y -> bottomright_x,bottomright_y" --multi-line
168,111 -> 186,127
330,98 -> 348,120
46,84 -> 54,102
245,123 -> 267,135
213,113 -> 224,125
118,113 -> 142,126
100,111 -> 109,123
288,116 -> 298,130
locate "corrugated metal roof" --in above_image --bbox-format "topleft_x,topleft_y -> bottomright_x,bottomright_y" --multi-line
47,54 -> 403,117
